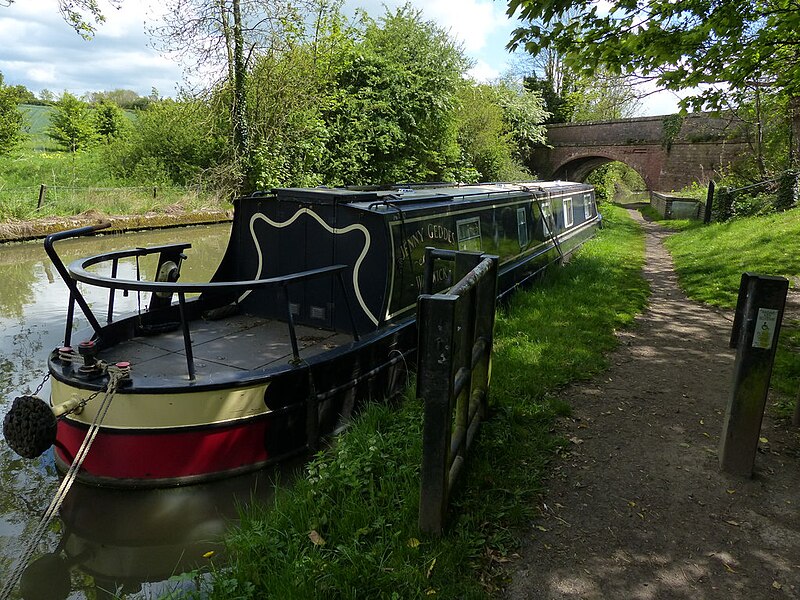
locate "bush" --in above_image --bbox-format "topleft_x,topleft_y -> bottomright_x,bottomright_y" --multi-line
47,93 -> 97,152
110,100 -> 229,187
0,85 -> 24,155
731,192 -> 775,218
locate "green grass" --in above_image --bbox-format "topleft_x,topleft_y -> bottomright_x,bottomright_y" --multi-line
196,204 -> 648,598
0,136 -> 226,220
664,208 -> 800,417
19,104 -> 56,150
664,208 -> 800,308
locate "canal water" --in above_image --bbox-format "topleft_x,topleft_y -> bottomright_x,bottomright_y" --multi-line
0,224 -> 283,598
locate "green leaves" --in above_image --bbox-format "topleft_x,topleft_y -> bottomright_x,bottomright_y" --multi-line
47,93 -> 97,153
0,79 -> 25,156
324,5 -> 469,185
505,0 -> 800,112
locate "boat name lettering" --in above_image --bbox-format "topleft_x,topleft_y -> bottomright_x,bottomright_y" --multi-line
416,267 -> 451,290
397,224 -> 456,265
427,224 -> 456,245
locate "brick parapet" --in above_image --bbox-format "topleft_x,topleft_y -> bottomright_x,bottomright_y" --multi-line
533,113 -> 750,191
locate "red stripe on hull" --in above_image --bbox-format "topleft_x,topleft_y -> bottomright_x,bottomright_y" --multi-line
55,417 -> 272,483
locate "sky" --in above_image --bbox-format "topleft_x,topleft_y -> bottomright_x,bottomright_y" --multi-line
0,0 -> 682,116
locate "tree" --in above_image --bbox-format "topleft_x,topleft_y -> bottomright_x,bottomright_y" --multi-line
568,70 -> 641,122
454,81 -> 547,182
245,6 -> 346,188
39,89 -> 56,105
511,18 -> 641,125
455,85 -> 519,182
93,99 -> 130,141
151,0 -> 312,181
48,92 -> 97,152
85,89 -> 149,109
505,0 -> 800,162
323,5 -> 470,184
2,0 -> 123,38
0,78 -> 24,155
493,79 -> 548,165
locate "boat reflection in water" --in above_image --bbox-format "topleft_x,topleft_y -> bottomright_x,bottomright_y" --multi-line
18,462 -> 297,600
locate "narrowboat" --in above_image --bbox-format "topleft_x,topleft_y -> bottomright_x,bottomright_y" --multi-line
4,181 -> 600,487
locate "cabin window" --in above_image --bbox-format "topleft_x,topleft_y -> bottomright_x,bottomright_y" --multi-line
540,201 -> 552,235
456,217 -> 482,251
517,207 -> 528,247
563,197 -> 574,228
584,192 -> 592,219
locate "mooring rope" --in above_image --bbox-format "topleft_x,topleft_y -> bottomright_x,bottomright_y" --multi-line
0,371 -> 122,599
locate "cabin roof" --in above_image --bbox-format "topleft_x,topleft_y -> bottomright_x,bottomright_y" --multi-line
261,181 -> 591,209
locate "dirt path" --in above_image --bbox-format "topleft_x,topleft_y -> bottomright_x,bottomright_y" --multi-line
505,210 -> 800,599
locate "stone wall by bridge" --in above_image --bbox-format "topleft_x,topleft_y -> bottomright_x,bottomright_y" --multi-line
531,114 -> 750,191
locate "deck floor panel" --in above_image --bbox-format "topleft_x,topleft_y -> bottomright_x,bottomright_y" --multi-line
96,315 -> 352,383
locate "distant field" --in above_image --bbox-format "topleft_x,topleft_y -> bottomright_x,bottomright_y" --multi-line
19,104 -> 54,150
19,103 -> 138,151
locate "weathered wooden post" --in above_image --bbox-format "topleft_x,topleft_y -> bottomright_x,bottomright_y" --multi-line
37,184 -> 47,210
719,273 -> 789,477
418,289 -> 457,535
417,249 -> 498,535
703,180 -> 715,224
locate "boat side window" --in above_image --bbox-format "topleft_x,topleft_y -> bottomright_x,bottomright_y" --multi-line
540,201 -> 552,235
517,207 -> 528,247
563,197 -> 574,228
583,192 -> 592,219
456,217 -> 482,251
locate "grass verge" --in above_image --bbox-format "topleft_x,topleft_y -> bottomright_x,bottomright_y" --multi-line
0,144 -> 228,222
197,204 -> 648,598
664,208 -> 800,417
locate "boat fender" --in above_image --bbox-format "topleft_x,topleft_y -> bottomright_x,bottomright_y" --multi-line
155,260 -> 181,299
2,395 -> 57,459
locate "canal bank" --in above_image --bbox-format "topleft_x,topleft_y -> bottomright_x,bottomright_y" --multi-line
0,208 -> 233,243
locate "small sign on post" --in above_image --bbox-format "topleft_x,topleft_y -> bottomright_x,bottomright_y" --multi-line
719,273 -> 789,477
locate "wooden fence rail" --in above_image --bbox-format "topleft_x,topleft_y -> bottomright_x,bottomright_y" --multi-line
417,248 -> 498,535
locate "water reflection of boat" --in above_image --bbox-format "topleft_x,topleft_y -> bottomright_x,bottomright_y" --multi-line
13,182 -> 599,487
19,468 -> 284,599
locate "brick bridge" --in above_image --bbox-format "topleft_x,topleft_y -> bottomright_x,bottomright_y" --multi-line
530,114 -> 750,191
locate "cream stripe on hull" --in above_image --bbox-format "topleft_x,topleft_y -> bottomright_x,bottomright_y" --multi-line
50,379 -> 270,430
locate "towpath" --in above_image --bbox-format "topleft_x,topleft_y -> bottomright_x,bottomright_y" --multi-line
505,209 -> 800,599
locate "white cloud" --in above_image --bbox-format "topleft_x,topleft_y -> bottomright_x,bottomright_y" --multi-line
26,66 -> 58,85
423,0 -> 508,53
0,0 -> 182,96
467,59 -> 502,83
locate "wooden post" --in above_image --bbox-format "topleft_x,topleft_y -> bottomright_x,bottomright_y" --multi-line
418,293 -> 456,536
703,180 -> 715,224
719,273 -> 788,477
37,184 -> 47,209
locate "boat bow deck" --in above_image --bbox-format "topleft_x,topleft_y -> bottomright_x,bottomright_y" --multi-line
98,315 -> 353,383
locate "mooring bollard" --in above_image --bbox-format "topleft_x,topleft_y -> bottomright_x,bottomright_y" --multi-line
719,273 -> 789,477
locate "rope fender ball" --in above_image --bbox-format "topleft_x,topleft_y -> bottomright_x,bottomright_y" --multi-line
2,395 -> 57,459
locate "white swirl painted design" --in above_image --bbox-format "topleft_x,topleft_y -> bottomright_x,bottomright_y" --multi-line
240,209 -> 378,326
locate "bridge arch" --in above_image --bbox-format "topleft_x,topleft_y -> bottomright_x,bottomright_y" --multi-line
551,154 -> 647,185
531,114 -> 749,191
